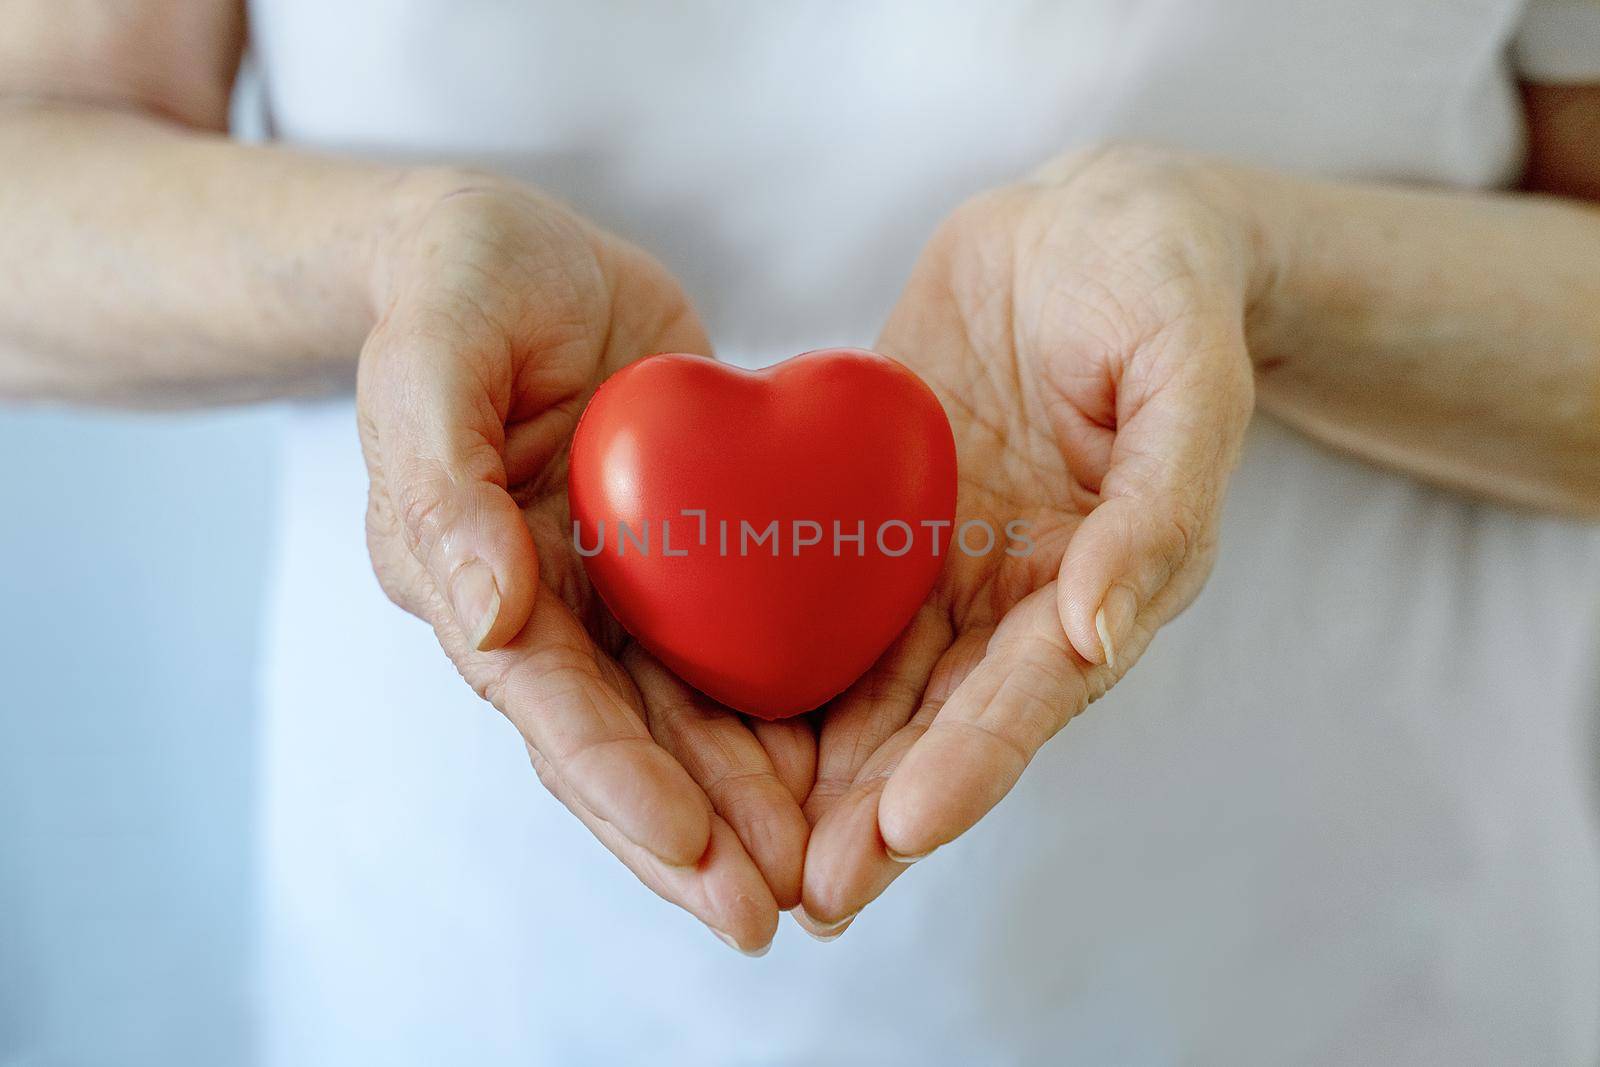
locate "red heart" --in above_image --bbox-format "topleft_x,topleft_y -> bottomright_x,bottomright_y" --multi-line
568,348 -> 958,719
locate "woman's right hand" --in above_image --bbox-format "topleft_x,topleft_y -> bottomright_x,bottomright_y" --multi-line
356,171 -> 812,953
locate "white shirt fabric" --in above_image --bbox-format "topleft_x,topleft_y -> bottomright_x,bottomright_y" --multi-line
249,3 -> 1600,1063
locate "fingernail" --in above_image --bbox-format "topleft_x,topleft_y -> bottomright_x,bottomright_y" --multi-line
1095,584 -> 1138,670
886,845 -> 937,865
709,927 -> 771,957
791,907 -> 855,942
450,559 -> 501,651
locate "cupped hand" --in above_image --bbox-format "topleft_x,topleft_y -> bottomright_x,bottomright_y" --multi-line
798,145 -> 1261,936
357,171 -> 812,952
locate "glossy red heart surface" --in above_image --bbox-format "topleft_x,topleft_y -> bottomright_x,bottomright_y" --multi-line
568,349 -> 958,719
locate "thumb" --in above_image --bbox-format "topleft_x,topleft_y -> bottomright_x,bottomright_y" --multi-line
1056,333 -> 1252,671
359,317 -> 538,653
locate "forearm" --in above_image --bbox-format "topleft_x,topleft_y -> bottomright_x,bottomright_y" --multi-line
1235,167 -> 1600,515
0,102 -> 412,406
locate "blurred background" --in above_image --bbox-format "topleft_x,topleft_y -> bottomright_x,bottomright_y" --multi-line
3,5 -> 1598,1065
0,408 -> 277,1066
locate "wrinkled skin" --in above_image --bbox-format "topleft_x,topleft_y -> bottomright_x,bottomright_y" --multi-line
358,172 -> 813,953
798,146 -> 1259,935
355,146 -> 1261,951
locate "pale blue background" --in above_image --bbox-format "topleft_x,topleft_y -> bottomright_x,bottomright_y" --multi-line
0,407 -> 280,1067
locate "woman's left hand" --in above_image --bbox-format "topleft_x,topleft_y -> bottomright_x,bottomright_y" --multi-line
798,145 -> 1262,935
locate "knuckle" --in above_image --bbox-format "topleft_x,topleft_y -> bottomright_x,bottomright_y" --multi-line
525,744 -> 563,796
806,775 -> 852,806
474,659 -> 515,709
1150,492 -> 1219,593
452,435 -> 509,488
395,470 -> 448,558
450,641 -> 522,710
365,491 -> 426,616
705,768 -> 779,812
1162,502 -> 1200,572
934,716 -> 1033,783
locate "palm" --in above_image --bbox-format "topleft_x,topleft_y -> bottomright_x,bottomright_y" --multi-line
799,176 -> 1254,930
359,185 -> 809,948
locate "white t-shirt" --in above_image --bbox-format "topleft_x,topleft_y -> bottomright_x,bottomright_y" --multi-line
250,3 -> 1600,1063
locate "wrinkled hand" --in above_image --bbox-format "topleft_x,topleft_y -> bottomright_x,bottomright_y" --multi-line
357,171 -> 811,953
798,146 -> 1260,936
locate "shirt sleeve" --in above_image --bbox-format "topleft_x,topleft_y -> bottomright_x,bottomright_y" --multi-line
1513,0 -> 1600,82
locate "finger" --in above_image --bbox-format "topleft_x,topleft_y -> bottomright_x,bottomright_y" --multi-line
750,717 -> 817,808
1056,322 -> 1252,671
450,592 -> 713,867
627,647 -> 811,910
797,736 -> 913,932
527,743 -> 779,954
877,588 -> 1094,863
800,628 -> 989,930
359,311 -> 537,653
788,905 -> 856,943
502,393 -> 592,488
806,604 -> 951,825
793,604 -> 950,937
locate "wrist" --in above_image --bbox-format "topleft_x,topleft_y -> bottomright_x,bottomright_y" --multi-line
364,164 -> 525,322
1029,143 -> 1278,317
1192,160 -> 1296,360
1189,160 -> 1282,322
